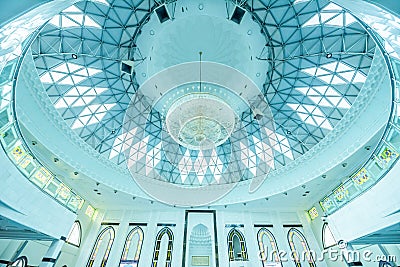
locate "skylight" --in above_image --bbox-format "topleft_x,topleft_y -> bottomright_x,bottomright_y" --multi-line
40,63 -> 102,86
240,142 -> 257,176
208,149 -> 223,183
178,150 -> 193,183
287,104 -> 333,130
71,103 -> 116,129
109,128 -> 138,159
303,2 -> 357,28
54,86 -> 108,109
253,136 -> 274,169
301,62 -> 366,85
49,5 -> 101,29
295,86 -> 351,109
264,128 -> 294,160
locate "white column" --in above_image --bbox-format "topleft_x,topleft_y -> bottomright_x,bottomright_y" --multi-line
38,239 -> 65,267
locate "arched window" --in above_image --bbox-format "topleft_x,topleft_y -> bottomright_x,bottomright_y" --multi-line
257,228 -> 282,267
322,223 -> 336,249
10,256 -> 27,267
66,221 -> 82,247
152,227 -> 173,267
87,226 -> 115,267
227,228 -> 248,261
287,228 -> 316,267
120,226 -> 144,266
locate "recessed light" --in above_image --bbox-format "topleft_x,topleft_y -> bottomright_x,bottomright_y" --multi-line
97,192 -> 101,195
322,174 -> 327,179
53,158 -> 59,163
305,191 -> 310,194
73,171 -> 79,175
342,163 -> 347,167
326,53 -> 333,58
72,53 -> 78,59
32,141 -> 37,146
302,194 -> 307,197
365,146 -> 371,150
94,189 -> 98,192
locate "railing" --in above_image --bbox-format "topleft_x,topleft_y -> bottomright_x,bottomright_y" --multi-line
317,48 -> 400,215
0,57 -> 85,213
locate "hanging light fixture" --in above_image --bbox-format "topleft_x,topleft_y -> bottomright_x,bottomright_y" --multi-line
165,51 -> 237,151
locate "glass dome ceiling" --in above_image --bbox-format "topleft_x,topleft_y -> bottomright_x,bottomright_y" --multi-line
30,0 -> 376,189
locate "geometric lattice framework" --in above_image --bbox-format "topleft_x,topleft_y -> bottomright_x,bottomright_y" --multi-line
87,226 -> 115,267
151,227 -> 173,267
287,228 -> 316,267
66,221 -> 82,247
257,228 -> 282,267
120,226 -> 144,265
227,228 -> 248,261
32,0 -> 376,186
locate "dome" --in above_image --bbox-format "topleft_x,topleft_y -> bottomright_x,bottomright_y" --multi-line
5,0 -> 392,207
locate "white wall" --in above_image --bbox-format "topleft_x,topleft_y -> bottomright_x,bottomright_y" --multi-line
69,208 -> 325,267
0,150 -> 76,239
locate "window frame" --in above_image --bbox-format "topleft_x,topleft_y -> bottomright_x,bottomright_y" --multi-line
66,220 -> 82,247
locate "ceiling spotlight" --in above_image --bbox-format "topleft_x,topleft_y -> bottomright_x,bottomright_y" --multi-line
265,197 -> 269,201
365,146 -> 371,150
243,203 -> 247,206
155,4 -> 171,23
230,5 -> 246,24
322,174 -> 327,179
342,163 -> 347,168
326,53 -> 333,58
53,157 -> 59,163
305,191 -> 310,194
283,192 -> 288,196
71,53 -> 78,59
114,190 -> 117,194
96,182 -> 100,186
252,107 -> 264,120
132,197 -> 136,200
286,130 -> 292,135
121,60 -> 134,75
31,141 -> 37,146
73,171 -> 79,176
111,129 -> 116,134
301,184 -> 306,189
